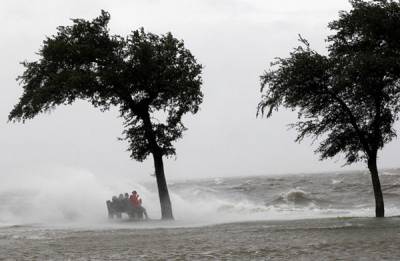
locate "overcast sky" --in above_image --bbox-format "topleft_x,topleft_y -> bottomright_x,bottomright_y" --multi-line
1,0 -> 399,184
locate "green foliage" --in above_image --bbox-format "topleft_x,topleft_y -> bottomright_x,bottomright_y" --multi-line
9,10 -> 203,161
258,0 -> 400,164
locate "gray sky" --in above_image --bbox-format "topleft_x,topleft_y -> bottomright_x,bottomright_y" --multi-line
1,0 -> 399,183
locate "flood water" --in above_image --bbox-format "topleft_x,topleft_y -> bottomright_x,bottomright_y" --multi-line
1,169 -> 400,260
1,217 -> 400,260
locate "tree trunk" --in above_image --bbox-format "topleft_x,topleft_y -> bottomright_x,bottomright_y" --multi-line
152,152 -> 174,220
140,109 -> 174,220
368,156 -> 384,217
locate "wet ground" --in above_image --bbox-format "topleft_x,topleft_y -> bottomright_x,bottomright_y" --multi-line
1,217 -> 400,260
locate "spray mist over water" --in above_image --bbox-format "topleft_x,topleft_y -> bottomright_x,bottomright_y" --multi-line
2,169 -> 400,229
0,168 -> 114,226
0,167 -> 277,228
0,166 -> 170,228
0,166 -> 246,228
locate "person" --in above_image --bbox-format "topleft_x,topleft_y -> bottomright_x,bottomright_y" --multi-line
129,191 -> 149,220
129,191 -> 141,207
106,200 -> 113,219
122,193 -> 130,212
112,195 -> 122,219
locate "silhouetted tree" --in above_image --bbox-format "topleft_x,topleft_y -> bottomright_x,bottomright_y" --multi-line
9,11 -> 203,220
258,0 -> 400,217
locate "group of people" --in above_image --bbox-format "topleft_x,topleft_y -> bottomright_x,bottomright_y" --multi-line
106,190 -> 149,220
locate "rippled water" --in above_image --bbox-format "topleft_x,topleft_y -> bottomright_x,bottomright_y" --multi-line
166,168 -> 400,222
1,169 -> 400,259
1,217 -> 400,260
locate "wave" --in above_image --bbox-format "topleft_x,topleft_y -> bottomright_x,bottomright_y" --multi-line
2,169 -> 400,228
382,171 -> 400,176
213,178 -> 224,185
272,189 -> 314,206
331,178 -> 344,185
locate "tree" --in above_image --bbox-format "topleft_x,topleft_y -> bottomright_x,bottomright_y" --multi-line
258,0 -> 400,217
9,11 -> 203,220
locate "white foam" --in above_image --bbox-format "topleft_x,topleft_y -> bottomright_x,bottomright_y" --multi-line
0,167 -> 153,227
2,168 -> 400,230
331,178 -> 344,185
383,171 -> 400,176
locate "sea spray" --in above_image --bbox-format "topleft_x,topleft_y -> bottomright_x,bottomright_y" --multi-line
2,169 -> 400,228
0,166 -> 155,227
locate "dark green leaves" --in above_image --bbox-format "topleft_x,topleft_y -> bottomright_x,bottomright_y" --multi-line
259,0 -> 400,164
9,10 -> 203,162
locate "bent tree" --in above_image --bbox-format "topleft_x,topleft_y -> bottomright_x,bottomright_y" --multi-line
258,0 -> 400,217
9,11 -> 203,220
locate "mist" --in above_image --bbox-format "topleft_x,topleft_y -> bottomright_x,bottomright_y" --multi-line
1,0 -> 400,226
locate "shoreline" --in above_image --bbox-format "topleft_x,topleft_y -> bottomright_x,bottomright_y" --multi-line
2,216 -> 400,260
2,215 -> 400,231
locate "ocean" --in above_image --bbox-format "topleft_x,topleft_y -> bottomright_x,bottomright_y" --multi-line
1,169 -> 400,260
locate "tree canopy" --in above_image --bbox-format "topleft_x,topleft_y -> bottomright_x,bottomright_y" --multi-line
259,0 -> 400,164
9,10 -> 203,219
9,10 -> 203,161
258,0 -> 400,217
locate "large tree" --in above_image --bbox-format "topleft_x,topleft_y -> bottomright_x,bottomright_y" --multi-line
258,0 -> 400,217
9,11 -> 203,220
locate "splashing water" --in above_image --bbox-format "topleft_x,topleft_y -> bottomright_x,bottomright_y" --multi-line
1,168 -> 400,229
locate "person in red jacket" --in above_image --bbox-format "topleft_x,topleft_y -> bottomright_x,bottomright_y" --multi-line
130,191 -> 142,207
129,191 -> 148,219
